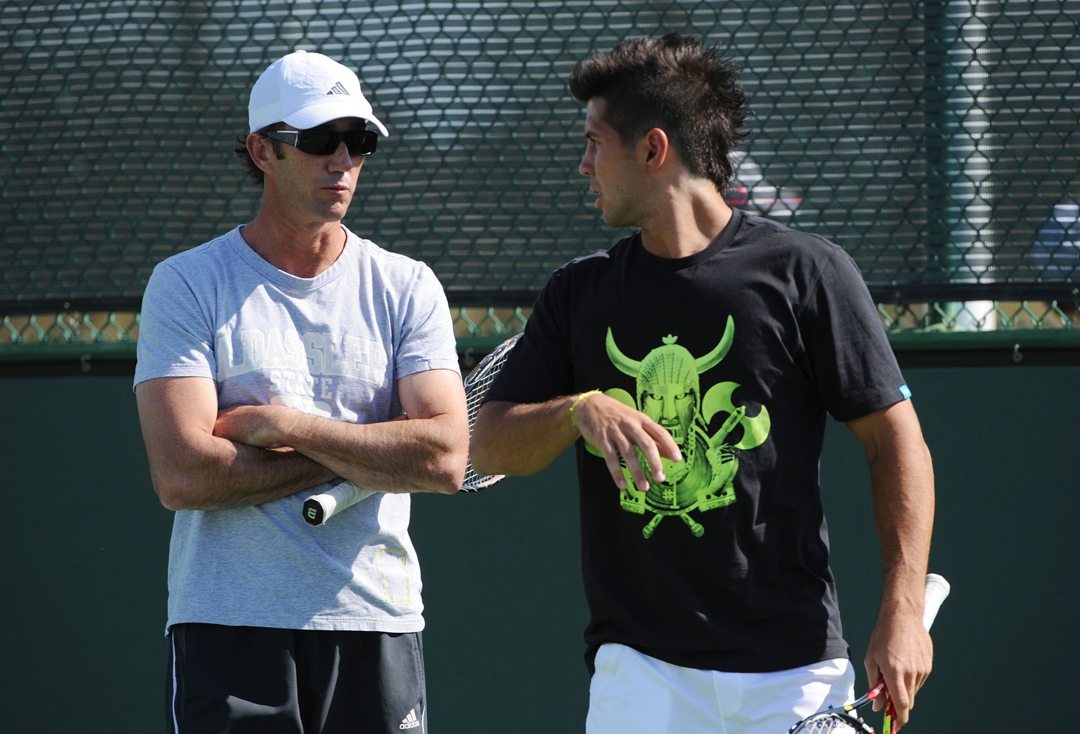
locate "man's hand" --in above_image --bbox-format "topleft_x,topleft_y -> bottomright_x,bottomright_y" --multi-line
864,608 -> 934,731
214,404 -> 307,449
571,392 -> 682,492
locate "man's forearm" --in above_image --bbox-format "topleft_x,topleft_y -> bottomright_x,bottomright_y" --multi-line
286,413 -> 468,494
150,432 -> 336,511
469,398 -> 581,477
135,376 -> 337,511
869,427 -> 935,619
472,393 -> 681,493
848,400 -> 936,613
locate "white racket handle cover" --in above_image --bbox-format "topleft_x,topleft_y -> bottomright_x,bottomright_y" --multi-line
922,573 -> 951,630
302,482 -> 376,526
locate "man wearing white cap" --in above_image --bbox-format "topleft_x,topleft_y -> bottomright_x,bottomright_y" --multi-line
134,50 -> 467,734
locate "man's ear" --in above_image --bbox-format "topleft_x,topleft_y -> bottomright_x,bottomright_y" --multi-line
246,133 -> 275,175
641,127 -> 670,172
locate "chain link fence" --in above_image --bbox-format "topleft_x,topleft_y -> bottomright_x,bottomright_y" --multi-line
2,0 -> 1078,369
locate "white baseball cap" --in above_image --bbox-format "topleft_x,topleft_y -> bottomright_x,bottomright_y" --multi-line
248,50 -> 389,136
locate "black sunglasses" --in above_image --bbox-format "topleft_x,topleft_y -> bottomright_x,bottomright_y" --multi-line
265,128 -> 379,157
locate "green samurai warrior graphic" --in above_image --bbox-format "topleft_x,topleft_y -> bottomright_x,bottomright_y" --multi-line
586,316 -> 771,538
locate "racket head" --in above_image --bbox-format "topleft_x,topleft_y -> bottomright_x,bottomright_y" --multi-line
460,333 -> 522,492
787,710 -> 876,734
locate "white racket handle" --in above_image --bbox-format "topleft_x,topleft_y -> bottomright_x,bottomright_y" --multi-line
302,482 -> 375,526
923,573 -> 951,630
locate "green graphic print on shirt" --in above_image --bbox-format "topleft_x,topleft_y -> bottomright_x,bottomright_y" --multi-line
585,316 -> 771,539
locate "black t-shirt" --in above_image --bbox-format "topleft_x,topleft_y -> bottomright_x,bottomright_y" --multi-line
484,209 -> 909,674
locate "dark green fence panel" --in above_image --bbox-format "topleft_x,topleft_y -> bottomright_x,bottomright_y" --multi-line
0,379 -> 171,733
2,365 -> 1078,731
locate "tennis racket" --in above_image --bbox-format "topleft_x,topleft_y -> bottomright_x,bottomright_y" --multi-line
786,573 -> 951,734
302,333 -> 522,525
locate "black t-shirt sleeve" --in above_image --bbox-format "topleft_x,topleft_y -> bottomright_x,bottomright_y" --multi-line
482,268 -> 576,405
797,244 -> 908,422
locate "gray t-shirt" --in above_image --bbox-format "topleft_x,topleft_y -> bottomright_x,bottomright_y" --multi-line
134,226 -> 460,633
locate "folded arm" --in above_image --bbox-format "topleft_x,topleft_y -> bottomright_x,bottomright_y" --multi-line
846,399 -> 936,731
137,368 -> 469,511
213,368 -> 469,496
136,376 -> 336,511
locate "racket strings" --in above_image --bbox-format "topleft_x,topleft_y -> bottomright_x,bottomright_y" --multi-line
461,334 -> 521,491
464,365 -> 501,426
791,713 -> 873,734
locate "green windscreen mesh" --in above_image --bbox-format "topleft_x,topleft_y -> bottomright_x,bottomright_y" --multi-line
2,1 -> 1078,325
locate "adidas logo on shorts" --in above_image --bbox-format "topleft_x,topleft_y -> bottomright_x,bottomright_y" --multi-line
399,708 -> 421,730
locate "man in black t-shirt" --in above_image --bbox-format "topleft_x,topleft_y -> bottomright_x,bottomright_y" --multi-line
471,34 -> 936,734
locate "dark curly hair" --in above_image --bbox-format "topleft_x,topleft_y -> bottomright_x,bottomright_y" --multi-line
568,33 -> 748,195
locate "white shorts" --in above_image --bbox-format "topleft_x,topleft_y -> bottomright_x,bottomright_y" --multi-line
586,643 -> 855,734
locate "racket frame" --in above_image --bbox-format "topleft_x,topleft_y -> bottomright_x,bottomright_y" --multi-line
788,709 -> 876,734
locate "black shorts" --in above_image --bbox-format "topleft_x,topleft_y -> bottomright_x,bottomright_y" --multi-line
167,623 -> 427,734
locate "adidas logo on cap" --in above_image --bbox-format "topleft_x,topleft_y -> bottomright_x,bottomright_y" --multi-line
399,708 -> 421,730
327,81 -> 350,96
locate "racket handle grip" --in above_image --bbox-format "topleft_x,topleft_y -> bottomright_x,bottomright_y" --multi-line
302,482 -> 375,526
923,573 -> 951,630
